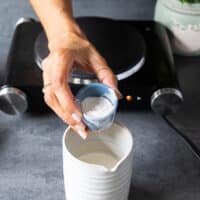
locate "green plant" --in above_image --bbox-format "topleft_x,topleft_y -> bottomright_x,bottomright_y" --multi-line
179,0 -> 200,3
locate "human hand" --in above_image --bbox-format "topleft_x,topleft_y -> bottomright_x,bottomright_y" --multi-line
42,23 -> 122,139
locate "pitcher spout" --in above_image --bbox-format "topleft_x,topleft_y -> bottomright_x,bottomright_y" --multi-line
109,156 -> 127,172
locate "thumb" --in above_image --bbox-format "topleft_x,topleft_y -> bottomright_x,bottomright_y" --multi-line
89,48 -> 123,99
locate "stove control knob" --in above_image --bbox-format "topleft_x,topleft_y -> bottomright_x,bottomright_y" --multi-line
15,17 -> 35,27
0,86 -> 28,115
151,88 -> 183,116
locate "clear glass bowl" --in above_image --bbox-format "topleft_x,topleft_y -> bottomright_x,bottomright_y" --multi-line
76,83 -> 118,131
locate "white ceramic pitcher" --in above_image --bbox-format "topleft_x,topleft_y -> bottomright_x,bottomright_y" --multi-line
62,122 -> 134,200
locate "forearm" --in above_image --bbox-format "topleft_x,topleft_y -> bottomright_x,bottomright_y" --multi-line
30,0 -> 78,43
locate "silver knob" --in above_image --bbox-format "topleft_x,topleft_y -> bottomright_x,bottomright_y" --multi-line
15,17 -> 34,27
0,86 -> 28,115
151,88 -> 183,115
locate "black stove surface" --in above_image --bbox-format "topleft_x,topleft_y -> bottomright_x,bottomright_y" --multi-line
35,17 -> 146,81
0,17 -> 182,114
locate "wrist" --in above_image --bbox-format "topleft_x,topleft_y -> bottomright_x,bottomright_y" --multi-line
46,17 -> 79,39
47,21 -> 88,52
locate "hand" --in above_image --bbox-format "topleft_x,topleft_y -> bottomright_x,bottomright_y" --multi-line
42,24 -> 122,139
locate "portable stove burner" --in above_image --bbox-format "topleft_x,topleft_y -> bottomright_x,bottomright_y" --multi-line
0,17 -> 183,115
34,17 -> 146,84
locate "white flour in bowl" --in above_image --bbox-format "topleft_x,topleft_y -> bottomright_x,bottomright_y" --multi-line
81,96 -> 114,119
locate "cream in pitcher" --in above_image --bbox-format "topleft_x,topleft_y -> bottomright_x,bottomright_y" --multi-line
78,151 -> 119,170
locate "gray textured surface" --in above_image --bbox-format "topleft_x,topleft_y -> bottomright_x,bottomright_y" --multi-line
0,0 -> 200,200
170,56 -> 200,147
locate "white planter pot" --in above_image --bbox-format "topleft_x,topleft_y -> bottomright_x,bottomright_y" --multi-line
154,0 -> 200,56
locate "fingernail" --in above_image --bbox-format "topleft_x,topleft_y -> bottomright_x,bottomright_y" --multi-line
72,113 -> 82,122
77,129 -> 88,140
114,88 -> 123,99
75,124 -> 85,132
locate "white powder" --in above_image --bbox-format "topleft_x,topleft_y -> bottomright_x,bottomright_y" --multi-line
81,97 -> 114,119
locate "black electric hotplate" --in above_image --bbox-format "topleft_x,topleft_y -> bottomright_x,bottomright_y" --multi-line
0,17 -> 183,115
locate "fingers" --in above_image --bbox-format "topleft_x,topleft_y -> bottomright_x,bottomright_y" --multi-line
97,68 -> 123,99
43,87 -> 88,140
89,47 -> 123,99
42,50 -> 88,139
53,81 -> 88,139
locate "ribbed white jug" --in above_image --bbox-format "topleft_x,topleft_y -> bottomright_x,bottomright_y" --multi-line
62,122 -> 134,200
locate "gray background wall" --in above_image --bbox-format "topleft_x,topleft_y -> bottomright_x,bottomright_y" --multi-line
73,0 -> 156,19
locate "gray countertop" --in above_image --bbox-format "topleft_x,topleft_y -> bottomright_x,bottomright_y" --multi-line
0,1 -> 200,200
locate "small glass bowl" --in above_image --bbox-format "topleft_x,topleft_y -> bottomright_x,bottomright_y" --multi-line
76,83 -> 118,131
